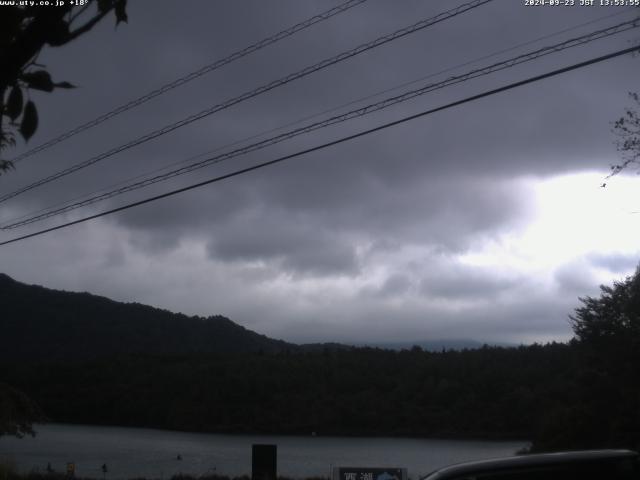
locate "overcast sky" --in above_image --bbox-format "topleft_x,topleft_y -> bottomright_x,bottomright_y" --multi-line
1,0 -> 639,345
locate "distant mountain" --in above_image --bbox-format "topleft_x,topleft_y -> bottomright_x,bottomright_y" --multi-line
353,339 -> 516,351
7,274 -> 617,447
0,273 -> 295,360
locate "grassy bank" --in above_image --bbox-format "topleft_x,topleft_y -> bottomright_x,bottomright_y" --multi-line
0,466 -> 329,480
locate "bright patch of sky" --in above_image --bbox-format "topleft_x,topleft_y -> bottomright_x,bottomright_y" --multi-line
460,171 -> 640,281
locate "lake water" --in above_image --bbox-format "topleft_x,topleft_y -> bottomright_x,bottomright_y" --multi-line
0,424 -> 527,480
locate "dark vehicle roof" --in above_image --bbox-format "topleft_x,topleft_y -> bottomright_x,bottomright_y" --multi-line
421,449 -> 639,480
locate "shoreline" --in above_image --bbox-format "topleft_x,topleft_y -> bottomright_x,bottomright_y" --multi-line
29,422 -> 531,444
1,424 -> 527,480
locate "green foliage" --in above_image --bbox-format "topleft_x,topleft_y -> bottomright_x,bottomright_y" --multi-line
0,382 -> 45,438
529,268 -> 640,452
0,1 -> 127,171
607,91 -> 640,180
20,71 -> 55,93
0,459 -> 17,480
0,345 -> 576,440
1,272 -> 639,451
0,273 -> 295,362
570,266 -> 640,346
6,86 -> 23,121
0,473 -> 283,480
19,101 -> 38,142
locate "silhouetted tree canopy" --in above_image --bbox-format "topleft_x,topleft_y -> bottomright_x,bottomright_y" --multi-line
609,91 -> 640,177
0,382 -> 45,438
0,3 -> 127,436
602,32 -> 639,183
570,266 -> 640,347
2,270 -> 639,450
0,0 -> 128,174
532,267 -> 640,452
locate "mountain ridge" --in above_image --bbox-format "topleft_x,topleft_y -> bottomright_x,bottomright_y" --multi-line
0,273 -> 295,360
1,273 -> 507,359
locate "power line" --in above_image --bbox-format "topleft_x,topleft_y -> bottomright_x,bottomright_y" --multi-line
0,0 -> 493,204
7,5 -> 627,229
9,7 -> 626,230
3,17 -> 637,230
1,44 -> 637,247
8,0 -> 369,165
4,17 -> 636,228
11,6 -> 634,230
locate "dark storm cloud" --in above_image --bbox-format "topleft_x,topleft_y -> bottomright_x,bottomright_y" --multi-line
1,0 -> 638,344
376,274 -> 413,298
553,260 -> 602,296
205,205 -> 361,276
111,169 -> 531,267
5,0 -> 635,220
360,255 -> 524,301
587,251 -> 640,273
420,265 -> 522,300
270,286 -> 579,345
552,251 -> 639,298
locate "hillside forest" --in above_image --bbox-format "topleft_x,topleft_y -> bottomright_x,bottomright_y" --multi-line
1,269 -> 638,453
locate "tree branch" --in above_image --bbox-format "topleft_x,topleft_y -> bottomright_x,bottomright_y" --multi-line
0,8 -> 72,87
69,2 -> 92,24
65,8 -> 112,43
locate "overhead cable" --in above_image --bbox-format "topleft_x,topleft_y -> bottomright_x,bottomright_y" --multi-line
3,17 -> 637,230
1,44 -> 637,247
4,5 -> 633,229
8,0 -> 369,164
0,0 -> 493,204
9,4 -> 626,228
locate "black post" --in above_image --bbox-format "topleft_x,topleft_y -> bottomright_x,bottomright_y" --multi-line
252,444 -> 277,480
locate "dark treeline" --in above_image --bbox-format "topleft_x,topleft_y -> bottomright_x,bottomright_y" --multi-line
0,273 -> 293,361
0,470 -> 320,480
1,271 -> 639,452
0,341 -> 631,451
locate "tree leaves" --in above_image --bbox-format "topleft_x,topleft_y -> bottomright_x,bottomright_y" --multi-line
115,0 -> 128,25
19,71 -> 76,93
6,86 -> 23,121
45,17 -> 71,46
20,70 -> 54,92
19,101 -> 38,142
5,71 -> 70,142
610,91 -> 640,175
0,382 -> 46,438
54,81 -> 76,89
0,0 -> 128,170
97,0 -> 112,13
97,0 -> 127,24
0,160 -> 15,175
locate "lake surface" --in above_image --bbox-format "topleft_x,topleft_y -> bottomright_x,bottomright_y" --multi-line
0,424 -> 527,480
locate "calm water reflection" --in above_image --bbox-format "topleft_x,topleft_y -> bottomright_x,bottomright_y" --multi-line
0,424 -> 526,479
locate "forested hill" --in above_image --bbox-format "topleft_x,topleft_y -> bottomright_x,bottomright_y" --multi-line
0,273 -> 295,360
2,271 -> 639,451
